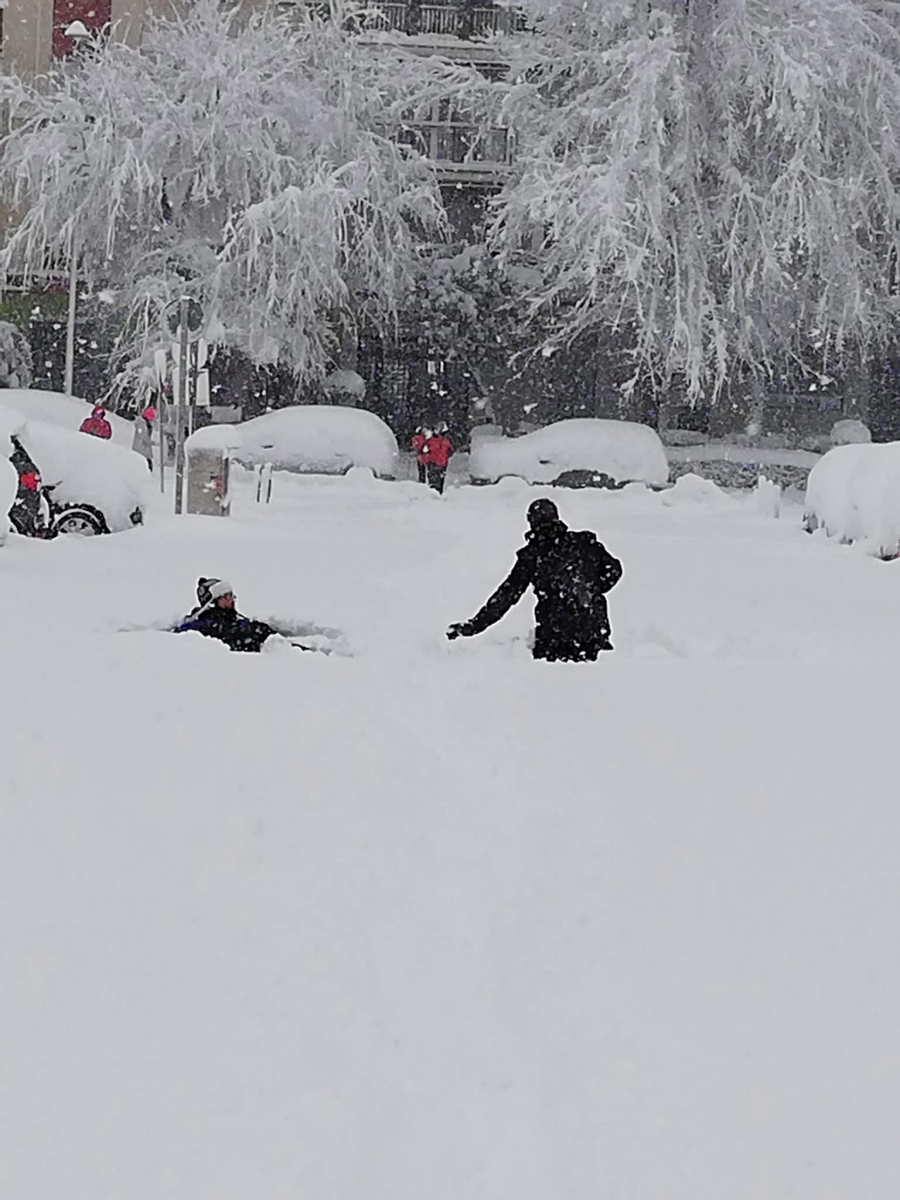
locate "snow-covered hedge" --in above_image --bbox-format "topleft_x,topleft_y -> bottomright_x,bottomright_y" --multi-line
667,443 -> 820,491
0,389 -> 133,446
804,442 -> 900,558
234,406 -> 399,478
469,418 -> 669,486
1,406 -> 154,533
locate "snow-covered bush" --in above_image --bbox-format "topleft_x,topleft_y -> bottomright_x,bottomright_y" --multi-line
0,0 -> 490,383
0,389 -> 132,446
830,419 -> 871,447
0,322 -> 33,389
469,418 -> 668,486
492,0 -> 900,397
804,442 -> 900,558
234,406 -> 399,478
323,371 -> 366,406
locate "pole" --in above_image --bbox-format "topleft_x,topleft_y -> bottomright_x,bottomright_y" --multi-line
158,398 -> 166,495
173,296 -> 190,514
189,340 -> 200,438
64,251 -> 77,395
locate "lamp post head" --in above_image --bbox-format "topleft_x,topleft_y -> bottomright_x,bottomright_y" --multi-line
63,20 -> 91,45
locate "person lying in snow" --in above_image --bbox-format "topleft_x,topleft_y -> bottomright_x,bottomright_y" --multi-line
175,578 -> 277,653
447,498 -> 623,662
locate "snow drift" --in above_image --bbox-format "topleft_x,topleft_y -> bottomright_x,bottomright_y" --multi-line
469,419 -> 669,486
0,454 -> 16,545
234,406 -> 398,477
804,442 -> 900,558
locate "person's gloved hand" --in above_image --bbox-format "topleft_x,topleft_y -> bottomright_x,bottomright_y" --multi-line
447,621 -> 475,641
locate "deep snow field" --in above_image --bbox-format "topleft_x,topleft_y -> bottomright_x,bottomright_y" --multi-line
2,467 -> 900,1200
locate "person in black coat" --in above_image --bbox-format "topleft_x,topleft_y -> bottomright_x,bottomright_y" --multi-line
447,498 -> 623,661
175,578 -> 276,653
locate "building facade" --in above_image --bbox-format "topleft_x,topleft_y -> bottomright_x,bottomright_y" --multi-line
1,1 -> 169,76
2,0 -> 522,429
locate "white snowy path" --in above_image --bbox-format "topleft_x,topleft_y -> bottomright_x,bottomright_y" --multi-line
2,472 -> 899,1199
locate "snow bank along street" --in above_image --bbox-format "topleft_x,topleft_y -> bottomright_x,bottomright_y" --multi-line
3,470 -> 900,1199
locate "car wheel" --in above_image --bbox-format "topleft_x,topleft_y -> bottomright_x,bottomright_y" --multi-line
52,505 -> 108,537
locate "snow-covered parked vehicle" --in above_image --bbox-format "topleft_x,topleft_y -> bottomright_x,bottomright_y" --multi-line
233,405 -> 399,478
468,418 -> 669,488
0,388 -> 134,446
0,407 -> 152,537
803,441 -> 900,559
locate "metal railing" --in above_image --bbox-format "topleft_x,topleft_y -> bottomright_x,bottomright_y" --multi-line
398,109 -> 513,177
368,3 -> 512,36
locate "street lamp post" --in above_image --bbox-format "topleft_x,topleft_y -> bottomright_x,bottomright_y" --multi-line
62,22 -> 91,397
63,241 -> 78,396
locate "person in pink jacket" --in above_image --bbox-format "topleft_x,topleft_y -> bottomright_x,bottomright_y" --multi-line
79,404 -> 112,440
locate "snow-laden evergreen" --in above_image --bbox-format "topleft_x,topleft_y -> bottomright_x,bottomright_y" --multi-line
491,0 -> 900,396
0,0 -> 489,382
0,321 -> 33,390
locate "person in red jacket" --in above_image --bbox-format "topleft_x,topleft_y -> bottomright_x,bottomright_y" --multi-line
411,425 -> 430,483
424,423 -> 452,493
79,404 -> 113,440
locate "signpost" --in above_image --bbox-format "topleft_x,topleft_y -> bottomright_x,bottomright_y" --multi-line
163,297 -> 205,515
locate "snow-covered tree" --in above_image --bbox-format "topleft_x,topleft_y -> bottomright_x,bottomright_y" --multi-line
491,0 -> 900,397
0,321 -> 33,389
0,0 -> 489,383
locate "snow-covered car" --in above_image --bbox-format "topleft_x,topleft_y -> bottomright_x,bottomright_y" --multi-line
804,441 -> 900,559
0,406 -> 153,536
0,388 -> 134,446
233,405 -> 399,478
468,418 -> 669,487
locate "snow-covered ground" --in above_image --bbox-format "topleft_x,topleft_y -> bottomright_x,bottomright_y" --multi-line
2,469 -> 899,1200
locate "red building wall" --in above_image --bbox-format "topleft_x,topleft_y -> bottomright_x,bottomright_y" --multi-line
53,0 -> 112,58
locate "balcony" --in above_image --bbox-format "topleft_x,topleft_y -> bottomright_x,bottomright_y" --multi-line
278,0 -> 519,43
367,2 -> 515,38
399,102 -> 513,184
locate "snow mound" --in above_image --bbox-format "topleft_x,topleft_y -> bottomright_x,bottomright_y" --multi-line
235,406 -> 398,478
185,424 -> 242,453
0,388 -> 133,446
343,465 -> 378,487
469,418 -> 669,486
0,454 -> 17,545
0,405 -> 26,446
17,417 -> 154,532
804,442 -> 900,558
661,472 -> 734,509
830,418 -> 871,446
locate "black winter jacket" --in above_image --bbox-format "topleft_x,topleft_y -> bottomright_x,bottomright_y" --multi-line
176,605 -> 276,653
468,522 -> 623,661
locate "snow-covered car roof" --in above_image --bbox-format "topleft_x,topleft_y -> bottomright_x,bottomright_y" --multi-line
469,418 -> 669,487
0,388 -> 133,447
1,406 -> 154,533
233,405 -> 399,478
